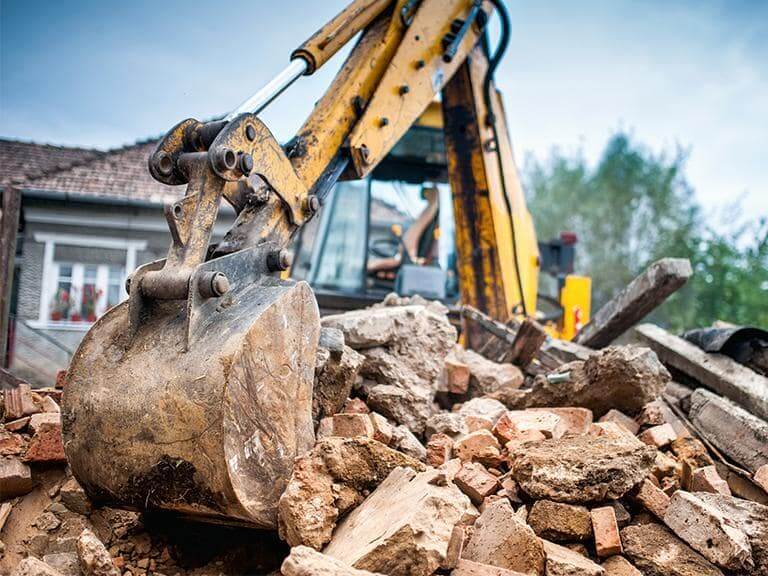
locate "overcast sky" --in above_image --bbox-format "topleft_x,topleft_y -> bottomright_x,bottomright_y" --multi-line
1,0 -> 766,224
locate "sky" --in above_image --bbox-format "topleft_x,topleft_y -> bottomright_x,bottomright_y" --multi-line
1,0 -> 766,225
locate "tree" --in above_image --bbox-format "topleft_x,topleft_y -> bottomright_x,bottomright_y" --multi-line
524,132 -> 767,331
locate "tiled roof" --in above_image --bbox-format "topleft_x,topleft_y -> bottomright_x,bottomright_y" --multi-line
21,139 -> 183,204
0,138 -> 103,185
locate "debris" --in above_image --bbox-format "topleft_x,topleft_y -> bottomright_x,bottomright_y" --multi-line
621,523 -> 724,576
500,346 -> 669,417
452,348 -> 524,398
313,332 -> 365,424
28,412 -> 60,434
599,409 -> 639,435
390,425 -> 427,462
694,491 -> 768,576
0,458 -> 34,498
440,357 -> 471,395
637,423 -> 677,448
282,546 -> 385,576
324,467 -> 474,576
453,462 -> 500,505
426,433 -> 454,467
426,413 -> 470,439
505,318 -> 548,368
457,398 -> 508,423
451,558 -> 529,576
527,407 -> 593,435
368,412 -> 394,445
690,466 -> 731,496
76,529 -> 120,576
590,506 -> 622,558
41,553 -> 79,576
278,437 -> 424,550
3,383 -> 40,420
755,464 -> 768,492
631,478 -> 670,520
332,413 -> 376,439
504,410 -> 566,440
461,499 -> 546,576
663,491 -> 753,571
60,477 -> 93,516
540,540 -> 604,576
11,557 -> 65,576
635,322 -> 768,421
453,430 -> 501,465
24,421 -> 67,463
600,556 -> 642,576
575,258 -> 691,348
366,384 -> 433,436
527,500 -> 592,542
509,435 -> 655,503
687,388 -> 768,473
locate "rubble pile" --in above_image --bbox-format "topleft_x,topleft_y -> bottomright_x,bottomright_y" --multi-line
2,294 -> 767,576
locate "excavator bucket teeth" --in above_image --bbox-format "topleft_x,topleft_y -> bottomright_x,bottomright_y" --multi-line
61,279 -> 320,528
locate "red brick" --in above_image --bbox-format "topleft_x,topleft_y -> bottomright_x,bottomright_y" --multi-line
599,409 -> 639,435
0,459 -> 34,498
528,407 -> 593,435
492,413 -> 519,444
505,410 -> 566,439
690,465 -> 731,496
3,384 -> 38,420
503,429 -> 546,452
453,430 -> 501,465
638,423 -> 677,448
426,432 -> 453,467
453,461 -> 501,505
341,397 -> 369,414
465,415 -> 494,433
442,358 -> 470,394
368,412 -> 394,445
24,422 -> 66,463
590,506 -> 622,558
632,478 -> 670,520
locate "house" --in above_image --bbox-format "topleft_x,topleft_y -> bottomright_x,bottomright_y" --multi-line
0,137 -> 236,385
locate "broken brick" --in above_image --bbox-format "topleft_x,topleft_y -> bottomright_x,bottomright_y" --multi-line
441,357 -> 471,394
24,422 -> 67,463
527,500 -> 592,542
453,430 -> 501,465
332,413 -> 375,438
426,433 -> 453,467
638,423 -> 677,448
599,409 -> 639,435
453,461 -> 500,505
690,465 -> 731,496
631,478 -> 670,520
590,506 -> 623,558
368,412 -> 394,445
0,458 -> 34,498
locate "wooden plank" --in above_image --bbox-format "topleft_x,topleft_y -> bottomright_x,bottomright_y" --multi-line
500,318 -> 547,367
0,185 -> 21,367
635,323 -> 768,422
576,258 -> 692,348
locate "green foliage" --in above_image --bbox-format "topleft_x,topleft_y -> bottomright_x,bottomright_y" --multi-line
525,132 -> 767,331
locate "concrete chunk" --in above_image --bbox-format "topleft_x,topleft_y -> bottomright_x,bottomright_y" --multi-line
451,559 -> 528,576
509,435 -> 655,503
664,491 -> 753,571
461,499 -> 546,576
282,546 -> 385,576
541,539 -> 604,576
621,522 -> 724,576
11,557 -> 65,576
0,458 -> 34,498
527,500 -> 592,542
76,529 -> 120,576
324,467 -> 475,576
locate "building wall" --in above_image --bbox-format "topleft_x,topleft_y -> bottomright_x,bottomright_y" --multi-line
10,196 -> 235,385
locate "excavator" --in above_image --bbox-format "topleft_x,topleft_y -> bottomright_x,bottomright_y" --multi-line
61,0 -> 591,529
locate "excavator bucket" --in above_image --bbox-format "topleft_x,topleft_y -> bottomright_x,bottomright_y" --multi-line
62,248 -> 320,528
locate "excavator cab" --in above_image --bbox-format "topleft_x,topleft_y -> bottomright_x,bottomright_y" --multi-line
292,108 -> 459,311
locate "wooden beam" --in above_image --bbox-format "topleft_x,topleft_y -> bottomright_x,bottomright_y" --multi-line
0,185 -> 21,367
576,258 -> 692,348
501,318 -> 547,368
635,323 -> 768,422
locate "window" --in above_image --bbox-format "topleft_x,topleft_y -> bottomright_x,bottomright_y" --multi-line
33,233 -> 148,330
48,262 -> 125,323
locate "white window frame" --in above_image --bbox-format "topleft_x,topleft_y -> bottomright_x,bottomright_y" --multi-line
30,233 -> 147,331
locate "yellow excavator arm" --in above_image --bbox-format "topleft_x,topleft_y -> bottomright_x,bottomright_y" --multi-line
61,0 -> 589,528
